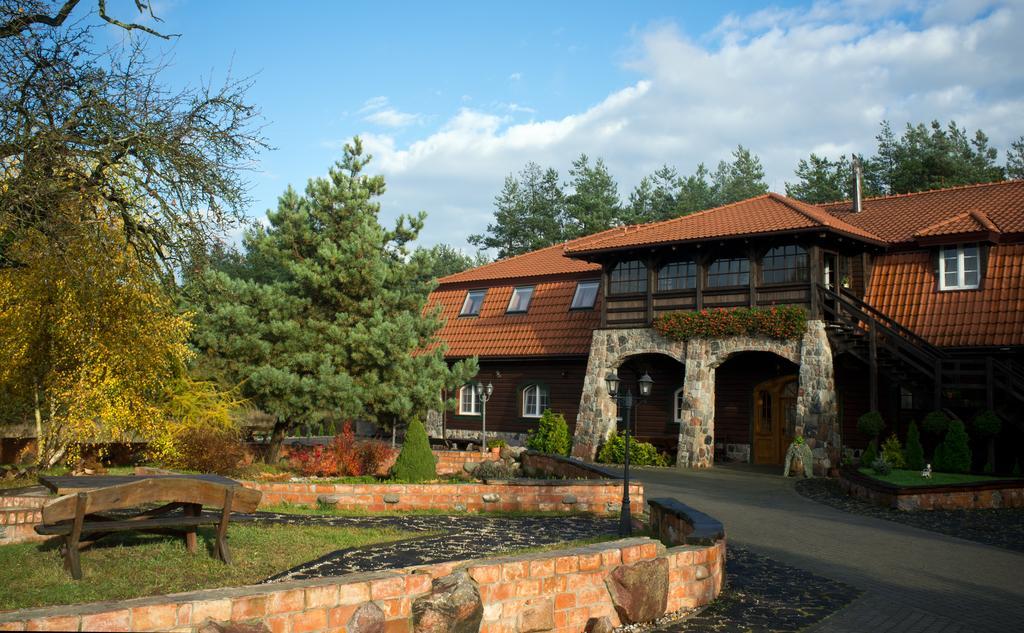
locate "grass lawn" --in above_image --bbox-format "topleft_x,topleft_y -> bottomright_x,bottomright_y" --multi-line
0,523 -> 416,611
262,501 -> 589,518
857,467 -> 1017,487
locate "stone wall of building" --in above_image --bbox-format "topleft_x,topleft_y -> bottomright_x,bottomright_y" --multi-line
571,321 -> 838,472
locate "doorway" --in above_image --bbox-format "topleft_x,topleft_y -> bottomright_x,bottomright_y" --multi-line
753,376 -> 799,464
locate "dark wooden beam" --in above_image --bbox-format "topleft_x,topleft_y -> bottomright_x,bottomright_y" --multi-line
646,254 -> 655,325
695,254 -> 705,311
868,325 -> 878,411
600,265 -> 609,328
809,245 -> 821,319
748,247 -> 758,307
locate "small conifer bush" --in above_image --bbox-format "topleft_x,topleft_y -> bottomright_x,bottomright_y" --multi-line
972,410 -> 1002,474
391,418 -> 436,482
860,441 -> 878,467
526,409 -> 571,456
904,421 -> 925,471
922,410 -> 950,436
857,411 -> 885,440
935,419 -> 972,474
597,431 -> 669,467
880,433 -> 905,469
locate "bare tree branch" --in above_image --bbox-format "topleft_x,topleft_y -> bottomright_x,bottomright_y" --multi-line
0,0 -> 178,39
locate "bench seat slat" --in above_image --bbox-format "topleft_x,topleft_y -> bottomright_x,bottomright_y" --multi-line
35,516 -> 215,536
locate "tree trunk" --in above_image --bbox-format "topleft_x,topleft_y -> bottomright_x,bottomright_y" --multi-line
34,383 -> 43,464
264,420 -> 290,464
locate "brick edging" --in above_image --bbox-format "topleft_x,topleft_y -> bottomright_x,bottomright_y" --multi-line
838,467 -> 1024,511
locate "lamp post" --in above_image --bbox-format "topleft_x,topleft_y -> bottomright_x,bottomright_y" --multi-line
475,382 -> 494,454
606,370 -> 654,536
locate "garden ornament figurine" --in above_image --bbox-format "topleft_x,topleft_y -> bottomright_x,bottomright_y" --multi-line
921,463 -> 932,479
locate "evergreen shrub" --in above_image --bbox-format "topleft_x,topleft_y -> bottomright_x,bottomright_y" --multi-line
526,410 -> 571,456
880,433 -> 905,469
597,431 -> 669,467
972,410 -> 1002,474
391,418 -> 437,482
904,421 -> 925,471
935,419 -> 972,474
170,426 -> 246,475
857,411 -> 885,440
860,441 -> 878,467
871,456 -> 892,475
922,410 -> 950,436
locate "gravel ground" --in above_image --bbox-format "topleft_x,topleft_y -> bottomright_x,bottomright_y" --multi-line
794,477 -> 1024,553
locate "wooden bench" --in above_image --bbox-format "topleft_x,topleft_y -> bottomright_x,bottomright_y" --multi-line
34,477 -> 261,580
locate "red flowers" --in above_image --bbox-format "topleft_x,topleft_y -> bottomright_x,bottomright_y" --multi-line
654,306 -> 806,341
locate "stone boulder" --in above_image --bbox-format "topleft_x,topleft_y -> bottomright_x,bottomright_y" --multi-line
413,571 -> 484,633
585,616 -> 614,633
348,601 -> 385,633
604,558 -> 669,624
517,597 -> 554,632
197,620 -> 270,633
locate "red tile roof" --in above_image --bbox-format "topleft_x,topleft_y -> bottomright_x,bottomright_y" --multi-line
565,193 -> 885,255
865,244 -> 1024,348
914,209 -> 1000,238
438,236 -> 607,285
823,180 -> 1024,244
428,278 -> 601,357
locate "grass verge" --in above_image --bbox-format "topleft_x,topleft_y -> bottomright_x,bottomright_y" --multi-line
0,523 -> 414,611
857,467 -> 1017,487
261,501 -> 591,518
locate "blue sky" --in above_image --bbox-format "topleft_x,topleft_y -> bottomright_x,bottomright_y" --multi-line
103,0 -> 1023,253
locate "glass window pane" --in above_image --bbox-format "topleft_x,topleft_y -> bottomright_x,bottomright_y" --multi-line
964,269 -> 979,287
461,290 -> 486,316
761,245 -> 808,284
708,257 -> 750,287
571,280 -> 599,309
609,260 -> 648,294
944,271 -> 958,288
539,388 -> 549,412
507,286 -> 534,312
657,261 -> 696,291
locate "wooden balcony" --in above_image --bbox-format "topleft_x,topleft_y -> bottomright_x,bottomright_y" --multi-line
603,282 -> 813,328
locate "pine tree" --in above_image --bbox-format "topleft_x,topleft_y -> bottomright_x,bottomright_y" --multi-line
188,139 -> 478,462
563,154 -> 623,238
468,162 -> 566,257
936,420 -> 972,474
1007,136 -> 1024,180
786,154 -> 854,203
627,165 -> 682,223
712,145 -> 769,205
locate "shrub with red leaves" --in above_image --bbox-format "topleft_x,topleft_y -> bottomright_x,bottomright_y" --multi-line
289,422 -> 396,477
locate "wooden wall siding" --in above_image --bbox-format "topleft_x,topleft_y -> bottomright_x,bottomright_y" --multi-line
445,359 -> 589,435
702,290 -> 750,308
614,356 -> 687,452
756,284 -> 810,306
714,352 -> 799,446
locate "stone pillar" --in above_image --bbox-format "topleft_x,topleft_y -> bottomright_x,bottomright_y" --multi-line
675,339 -> 715,469
796,320 -> 839,475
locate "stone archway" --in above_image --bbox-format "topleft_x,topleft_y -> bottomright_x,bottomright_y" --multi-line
572,321 -> 838,474
675,321 -> 837,472
571,329 -> 686,461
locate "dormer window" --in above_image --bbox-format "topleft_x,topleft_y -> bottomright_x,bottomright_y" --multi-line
570,280 -> 599,310
939,244 -> 980,290
506,286 -> 534,313
460,289 -> 486,316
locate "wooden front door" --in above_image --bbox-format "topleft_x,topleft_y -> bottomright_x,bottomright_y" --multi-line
753,376 -> 799,464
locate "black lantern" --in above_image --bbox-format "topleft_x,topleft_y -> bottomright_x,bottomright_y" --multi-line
605,371 -> 620,397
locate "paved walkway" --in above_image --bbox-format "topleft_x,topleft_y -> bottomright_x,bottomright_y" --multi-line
628,464 -> 1024,632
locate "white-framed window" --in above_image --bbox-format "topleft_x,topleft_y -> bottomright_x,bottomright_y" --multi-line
459,384 -> 481,416
570,280 -> 600,309
460,289 -> 486,316
506,286 -> 535,313
673,387 -> 685,423
522,384 -> 550,418
939,244 -> 980,290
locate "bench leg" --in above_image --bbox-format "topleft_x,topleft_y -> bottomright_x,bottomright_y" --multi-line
215,488 -> 234,565
66,493 -> 87,580
184,504 -> 200,553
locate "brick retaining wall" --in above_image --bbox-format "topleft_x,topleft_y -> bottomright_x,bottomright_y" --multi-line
246,479 -> 644,515
520,452 -> 620,480
0,536 -> 724,633
839,467 -> 1024,511
0,507 -> 45,545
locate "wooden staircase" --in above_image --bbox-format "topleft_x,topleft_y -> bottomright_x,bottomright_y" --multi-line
817,284 -> 1024,415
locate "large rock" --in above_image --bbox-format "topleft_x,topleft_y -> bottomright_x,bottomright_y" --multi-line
604,558 -> 669,624
197,620 -> 270,633
585,616 -> 614,633
517,597 -> 554,632
348,601 -> 385,633
413,571 -> 484,633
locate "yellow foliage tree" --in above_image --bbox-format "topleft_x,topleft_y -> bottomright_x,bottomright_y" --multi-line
0,218 -> 194,466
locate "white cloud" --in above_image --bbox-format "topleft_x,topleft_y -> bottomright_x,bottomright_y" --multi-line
352,1 -> 1024,251
365,108 -> 423,128
359,96 -> 390,113
509,72 -> 523,81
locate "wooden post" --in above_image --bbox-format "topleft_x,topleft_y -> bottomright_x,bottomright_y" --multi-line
985,357 -> 994,410
66,492 -> 87,580
934,360 -> 943,410
748,248 -> 758,307
696,255 -> 705,311
184,503 -> 199,553
600,265 -> 609,328
868,325 -> 878,412
646,255 -> 655,325
809,245 -> 821,319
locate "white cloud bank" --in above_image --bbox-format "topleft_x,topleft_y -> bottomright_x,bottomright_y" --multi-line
357,1 -> 1024,251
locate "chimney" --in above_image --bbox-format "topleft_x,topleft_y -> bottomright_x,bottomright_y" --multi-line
852,154 -> 863,213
